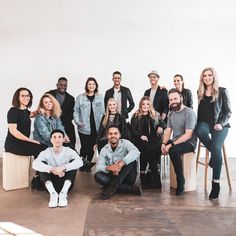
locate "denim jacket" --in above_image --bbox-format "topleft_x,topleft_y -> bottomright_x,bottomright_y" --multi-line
73,93 -> 105,135
96,139 -> 140,173
33,114 -> 65,147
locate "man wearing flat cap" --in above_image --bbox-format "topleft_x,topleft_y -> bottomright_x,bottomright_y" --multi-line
144,70 -> 169,122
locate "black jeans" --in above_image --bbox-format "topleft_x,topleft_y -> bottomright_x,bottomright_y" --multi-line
79,132 -> 97,162
134,139 -> 161,173
63,122 -> 76,148
169,142 -> 195,178
5,140 -> 45,159
40,170 -> 77,194
94,161 -> 138,188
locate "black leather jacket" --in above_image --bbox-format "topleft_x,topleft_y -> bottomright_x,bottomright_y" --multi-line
213,87 -> 231,127
96,113 -> 130,143
104,86 -> 135,119
144,86 -> 169,117
130,114 -> 166,140
181,88 -> 193,109
198,87 -> 231,127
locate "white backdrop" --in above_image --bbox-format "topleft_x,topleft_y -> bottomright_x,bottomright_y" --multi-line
0,0 -> 235,156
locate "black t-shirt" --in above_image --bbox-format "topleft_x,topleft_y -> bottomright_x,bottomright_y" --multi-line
4,107 -> 31,150
87,95 -> 97,136
198,96 -> 214,128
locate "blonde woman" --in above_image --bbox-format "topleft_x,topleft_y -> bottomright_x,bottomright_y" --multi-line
95,98 -> 129,152
196,67 -> 231,200
33,93 -> 69,147
130,96 -> 165,189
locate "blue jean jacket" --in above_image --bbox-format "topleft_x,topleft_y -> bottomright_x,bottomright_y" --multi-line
33,114 -> 65,147
73,93 -> 105,135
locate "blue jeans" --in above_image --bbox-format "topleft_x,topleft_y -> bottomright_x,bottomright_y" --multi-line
196,122 -> 229,180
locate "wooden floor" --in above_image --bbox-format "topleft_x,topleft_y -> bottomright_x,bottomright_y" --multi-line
0,158 -> 235,236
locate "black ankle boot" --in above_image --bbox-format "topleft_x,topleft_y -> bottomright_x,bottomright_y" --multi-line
209,181 -> 220,200
176,176 -> 185,195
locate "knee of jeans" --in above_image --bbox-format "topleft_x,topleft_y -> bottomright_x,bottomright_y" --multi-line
211,146 -> 222,158
169,147 -> 178,157
94,172 -> 110,185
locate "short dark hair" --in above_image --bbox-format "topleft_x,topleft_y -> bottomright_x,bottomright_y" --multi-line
168,88 -> 183,98
107,124 -> 121,133
50,129 -> 65,138
12,87 -> 33,108
85,77 -> 98,94
58,77 -> 68,83
112,71 -> 122,77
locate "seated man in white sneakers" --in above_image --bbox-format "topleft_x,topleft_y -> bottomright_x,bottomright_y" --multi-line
94,125 -> 141,200
33,129 -> 83,208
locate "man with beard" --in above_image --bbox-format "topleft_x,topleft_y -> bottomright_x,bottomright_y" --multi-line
161,89 -> 197,195
47,77 -> 76,148
94,125 -> 141,199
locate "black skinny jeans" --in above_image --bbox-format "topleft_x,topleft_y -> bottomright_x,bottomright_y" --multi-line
40,169 -> 77,194
79,132 -> 97,162
168,141 -> 195,178
94,161 -> 138,189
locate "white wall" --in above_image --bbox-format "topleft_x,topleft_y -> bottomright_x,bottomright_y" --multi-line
0,0 -> 235,156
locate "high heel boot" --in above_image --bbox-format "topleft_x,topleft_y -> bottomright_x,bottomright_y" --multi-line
209,181 -> 220,200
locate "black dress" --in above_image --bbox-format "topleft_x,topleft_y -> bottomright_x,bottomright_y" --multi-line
4,107 -> 44,157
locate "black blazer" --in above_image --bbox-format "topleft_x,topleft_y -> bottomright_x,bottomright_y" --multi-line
47,90 -> 75,125
104,86 -> 135,119
144,86 -> 169,116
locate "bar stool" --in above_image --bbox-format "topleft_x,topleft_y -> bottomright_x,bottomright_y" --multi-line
196,142 -> 232,190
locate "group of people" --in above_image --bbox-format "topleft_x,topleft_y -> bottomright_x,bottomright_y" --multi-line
4,67 -> 231,207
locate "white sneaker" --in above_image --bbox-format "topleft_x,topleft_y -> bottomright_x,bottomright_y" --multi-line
49,192 -> 58,208
58,192 -> 68,207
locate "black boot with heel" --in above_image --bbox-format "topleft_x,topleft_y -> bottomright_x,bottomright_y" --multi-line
209,181 -> 220,200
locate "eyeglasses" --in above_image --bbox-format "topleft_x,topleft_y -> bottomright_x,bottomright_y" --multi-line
20,94 -> 30,98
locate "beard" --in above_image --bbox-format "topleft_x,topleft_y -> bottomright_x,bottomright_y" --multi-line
170,102 -> 182,111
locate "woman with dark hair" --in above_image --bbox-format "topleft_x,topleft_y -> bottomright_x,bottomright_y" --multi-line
196,67 -> 231,200
171,74 -> 193,109
130,96 -> 165,189
4,87 -> 44,157
74,77 -> 105,172
94,98 -> 130,153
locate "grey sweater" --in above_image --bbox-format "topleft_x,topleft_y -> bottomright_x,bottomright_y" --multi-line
33,147 -> 83,173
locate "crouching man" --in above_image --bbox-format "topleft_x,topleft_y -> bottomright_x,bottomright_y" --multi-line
94,125 -> 142,200
33,129 -> 83,208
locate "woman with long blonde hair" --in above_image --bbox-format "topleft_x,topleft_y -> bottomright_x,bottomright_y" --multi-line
95,98 -> 129,152
33,93 -> 69,147
196,67 -> 231,200
130,96 -> 165,189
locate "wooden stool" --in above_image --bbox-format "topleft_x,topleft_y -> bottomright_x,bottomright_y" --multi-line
170,152 -> 197,192
196,142 -> 232,190
2,152 -> 31,191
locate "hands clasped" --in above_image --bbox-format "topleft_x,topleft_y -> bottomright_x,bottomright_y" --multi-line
50,166 -> 66,177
